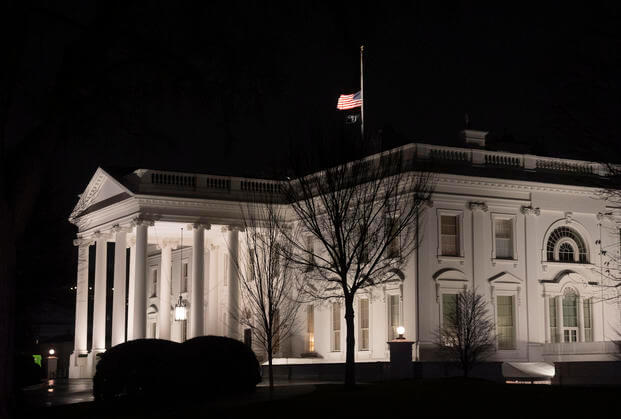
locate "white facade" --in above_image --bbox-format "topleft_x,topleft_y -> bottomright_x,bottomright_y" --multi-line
68,136 -> 621,378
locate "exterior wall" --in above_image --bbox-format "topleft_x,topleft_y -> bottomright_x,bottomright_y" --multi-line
68,145 -> 621,379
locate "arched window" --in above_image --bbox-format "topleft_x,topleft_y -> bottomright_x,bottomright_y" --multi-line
546,226 -> 588,263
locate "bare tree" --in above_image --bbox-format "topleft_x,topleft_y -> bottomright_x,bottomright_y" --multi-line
280,146 -> 434,387
232,198 -> 301,392
435,288 -> 496,377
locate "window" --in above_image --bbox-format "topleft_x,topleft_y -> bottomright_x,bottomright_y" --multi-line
388,294 -> 401,340
151,269 -> 158,297
181,262 -> 188,292
497,296 -> 515,349
307,305 -> 315,352
440,215 -> 459,256
331,302 -> 341,352
583,298 -> 593,342
546,226 -> 588,263
562,289 -> 578,342
244,328 -> 252,347
494,218 -> 514,259
151,322 -> 157,338
359,298 -> 369,351
442,293 -> 458,330
549,297 -> 558,343
385,215 -> 400,258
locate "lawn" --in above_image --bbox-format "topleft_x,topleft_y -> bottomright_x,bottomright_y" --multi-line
18,378 -> 620,418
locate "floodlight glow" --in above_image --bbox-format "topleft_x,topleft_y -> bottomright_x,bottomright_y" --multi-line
48,348 -> 55,356
396,326 -> 405,339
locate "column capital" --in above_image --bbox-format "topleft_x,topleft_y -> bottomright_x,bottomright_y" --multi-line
187,222 -> 211,231
468,201 -> 488,212
221,224 -> 244,233
520,205 -> 541,216
131,216 -> 155,227
157,239 -> 179,250
93,230 -> 113,240
73,237 -> 95,247
112,224 -> 133,234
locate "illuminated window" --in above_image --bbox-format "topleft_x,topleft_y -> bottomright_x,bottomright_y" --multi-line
497,296 -> 515,349
562,289 -> 578,342
331,302 -> 341,352
358,298 -> 369,351
442,293 -> 457,330
388,294 -> 401,340
440,215 -> 459,256
307,305 -> 315,352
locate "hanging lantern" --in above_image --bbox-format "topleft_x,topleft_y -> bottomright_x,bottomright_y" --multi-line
174,295 -> 187,321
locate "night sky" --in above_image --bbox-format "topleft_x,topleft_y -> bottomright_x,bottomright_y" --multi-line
3,1 -> 620,350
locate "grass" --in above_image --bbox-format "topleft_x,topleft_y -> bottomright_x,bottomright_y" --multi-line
18,378 -> 621,418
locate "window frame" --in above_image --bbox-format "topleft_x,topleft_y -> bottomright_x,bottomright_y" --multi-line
437,209 -> 464,260
491,213 -> 518,262
496,294 -> 517,350
386,291 -> 402,341
150,266 -> 159,298
357,297 -> 370,351
331,301 -> 342,352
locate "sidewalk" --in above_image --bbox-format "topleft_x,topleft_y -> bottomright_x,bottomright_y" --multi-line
18,377 -> 338,409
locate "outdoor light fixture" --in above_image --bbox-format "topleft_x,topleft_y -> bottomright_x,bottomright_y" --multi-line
396,326 -> 405,339
174,227 -> 187,322
48,348 -> 55,356
174,295 -> 187,321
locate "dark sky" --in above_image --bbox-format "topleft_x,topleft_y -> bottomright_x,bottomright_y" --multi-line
3,1 -> 620,347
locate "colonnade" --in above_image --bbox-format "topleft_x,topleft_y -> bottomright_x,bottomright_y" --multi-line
68,218 -> 240,378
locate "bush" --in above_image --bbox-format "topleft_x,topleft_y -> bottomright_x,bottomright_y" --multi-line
93,336 -> 261,402
93,339 -> 181,401
180,336 -> 262,395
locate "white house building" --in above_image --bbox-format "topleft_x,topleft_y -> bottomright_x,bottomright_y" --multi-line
68,130 -> 621,379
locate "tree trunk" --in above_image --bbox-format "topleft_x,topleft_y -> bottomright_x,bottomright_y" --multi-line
344,295 -> 356,388
267,338 -> 274,393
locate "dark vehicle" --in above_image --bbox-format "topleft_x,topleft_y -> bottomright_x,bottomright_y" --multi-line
93,336 -> 261,401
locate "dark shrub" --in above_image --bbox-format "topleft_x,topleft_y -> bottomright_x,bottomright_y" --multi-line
180,336 -> 262,396
15,353 -> 44,388
93,336 -> 261,402
93,339 -> 181,401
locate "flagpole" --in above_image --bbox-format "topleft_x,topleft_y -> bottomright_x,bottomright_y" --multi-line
360,45 -> 364,142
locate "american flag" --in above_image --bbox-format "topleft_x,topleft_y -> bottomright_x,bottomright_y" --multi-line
336,91 -> 362,110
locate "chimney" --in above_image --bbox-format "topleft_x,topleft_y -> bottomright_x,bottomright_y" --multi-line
461,129 -> 488,148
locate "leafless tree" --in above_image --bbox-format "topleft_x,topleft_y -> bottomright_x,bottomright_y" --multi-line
435,288 -> 496,377
279,146 -> 434,387
232,198 -> 301,392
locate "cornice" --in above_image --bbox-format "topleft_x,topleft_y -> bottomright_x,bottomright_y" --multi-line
434,174 -> 601,196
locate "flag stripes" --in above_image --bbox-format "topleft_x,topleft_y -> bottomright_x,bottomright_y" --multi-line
337,91 -> 362,110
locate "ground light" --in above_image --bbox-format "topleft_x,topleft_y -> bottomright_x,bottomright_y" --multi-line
396,326 -> 405,339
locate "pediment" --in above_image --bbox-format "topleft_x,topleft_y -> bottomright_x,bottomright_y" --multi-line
488,271 -> 522,285
69,167 -> 133,220
433,268 -> 466,282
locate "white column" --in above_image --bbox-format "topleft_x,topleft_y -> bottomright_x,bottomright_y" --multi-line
92,235 -> 108,352
111,228 -> 127,346
228,227 -> 240,339
69,239 -> 91,378
578,296 -> 585,342
126,239 -> 136,340
132,220 -> 150,339
207,245 -> 219,335
190,224 -> 208,338
158,242 -> 174,340
544,295 -> 550,343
